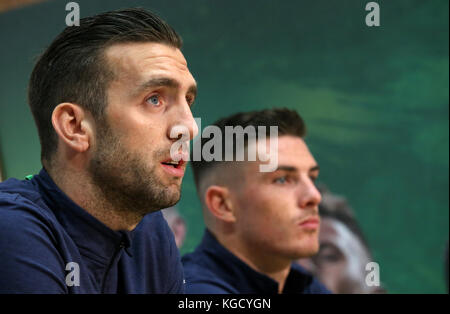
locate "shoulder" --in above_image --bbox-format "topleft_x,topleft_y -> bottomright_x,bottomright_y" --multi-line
306,278 -> 332,294
182,251 -> 237,294
0,186 -> 57,240
185,280 -> 235,294
0,183 -> 66,293
0,177 -> 55,223
291,263 -> 332,294
183,259 -> 236,294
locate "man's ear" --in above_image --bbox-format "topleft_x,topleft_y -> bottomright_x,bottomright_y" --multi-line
51,103 -> 93,153
204,185 -> 236,223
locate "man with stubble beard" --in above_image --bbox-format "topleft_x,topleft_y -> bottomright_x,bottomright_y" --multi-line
0,8 -> 197,293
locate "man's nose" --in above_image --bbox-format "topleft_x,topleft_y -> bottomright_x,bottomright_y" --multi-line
167,103 -> 198,141
297,179 -> 322,210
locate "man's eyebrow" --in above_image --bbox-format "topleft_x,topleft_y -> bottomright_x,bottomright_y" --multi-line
134,77 -> 197,98
135,77 -> 179,95
272,165 -> 320,173
274,165 -> 298,172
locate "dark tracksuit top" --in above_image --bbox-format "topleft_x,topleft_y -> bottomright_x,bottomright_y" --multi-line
0,168 -> 184,293
182,229 -> 331,294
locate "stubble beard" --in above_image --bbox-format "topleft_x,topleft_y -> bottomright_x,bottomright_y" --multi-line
88,120 -> 181,219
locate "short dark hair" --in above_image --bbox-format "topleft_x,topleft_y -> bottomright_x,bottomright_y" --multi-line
28,8 -> 182,164
190,107 -> 307,190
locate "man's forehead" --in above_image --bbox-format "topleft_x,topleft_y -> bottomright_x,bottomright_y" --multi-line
238,136 -> 317,178
105,42 -> 189,78
322,219 -> 364,253
277,136 -> 313,158
325,219 -> 372,267
270,136 -> 317,171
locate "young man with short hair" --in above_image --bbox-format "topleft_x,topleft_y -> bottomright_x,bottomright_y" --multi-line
183,108 -> 330,294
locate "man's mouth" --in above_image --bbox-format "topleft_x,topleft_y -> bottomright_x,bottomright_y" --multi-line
161,159 -> 184,169
298,216 -> 320,230
160,158 -> 186,177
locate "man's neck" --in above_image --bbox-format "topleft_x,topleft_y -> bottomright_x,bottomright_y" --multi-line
216,232 -> 292,293
47,166 -> 141,231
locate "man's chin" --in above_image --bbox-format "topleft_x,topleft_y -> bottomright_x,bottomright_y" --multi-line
163,195 -> 181,209
159,185 -> 182,207
291,243 -> 320,259
133,183 -> 182,214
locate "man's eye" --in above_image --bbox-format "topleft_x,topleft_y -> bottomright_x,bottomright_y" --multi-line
274,176 -> 287,184
314,246 -> 342,264
147,95 -> 161,106
316,252 -> 341,264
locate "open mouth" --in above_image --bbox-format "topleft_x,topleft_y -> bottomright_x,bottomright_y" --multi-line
160,155 -> 187,178
161,158 -> 185,169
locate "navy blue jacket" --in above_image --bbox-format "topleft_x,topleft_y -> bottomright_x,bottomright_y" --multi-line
0,169 -> 184,293
182,229 -> 330,294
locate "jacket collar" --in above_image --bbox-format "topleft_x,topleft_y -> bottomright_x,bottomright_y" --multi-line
199,229 -> 315,293
34,168 -> 133,263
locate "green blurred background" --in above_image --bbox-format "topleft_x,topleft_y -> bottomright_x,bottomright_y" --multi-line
0,0 -> 448,293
